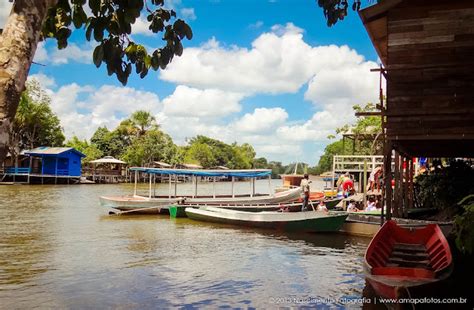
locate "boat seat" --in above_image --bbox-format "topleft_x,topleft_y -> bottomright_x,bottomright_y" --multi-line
392,243 -> 426,253
388,257 -> 432,269
391,250 -> 429,261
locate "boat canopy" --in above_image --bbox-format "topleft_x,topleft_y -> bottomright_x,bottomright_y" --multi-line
129,167 -> 272,178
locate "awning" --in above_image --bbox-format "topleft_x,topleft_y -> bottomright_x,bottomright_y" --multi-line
90,157 -> 126,164
129,167 -> 271,178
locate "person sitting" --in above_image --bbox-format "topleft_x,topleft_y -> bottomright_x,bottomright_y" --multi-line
365,197 -> 377,211
346,200 -> 359,212
317,200 -> 328,212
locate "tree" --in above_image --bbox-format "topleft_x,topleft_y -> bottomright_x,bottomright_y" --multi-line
183,142 -> 216,168
317,0 -> 369,27
66,135 -> 102,163
314,103 -> 382,174
122,128 -> 176,166
130,110 -> 157,137
10,80 -> 65,157
0,0 -> 192,164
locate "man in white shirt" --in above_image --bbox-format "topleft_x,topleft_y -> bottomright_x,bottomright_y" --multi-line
300,174 -> 311,211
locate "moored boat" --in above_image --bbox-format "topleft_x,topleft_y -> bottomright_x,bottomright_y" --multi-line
185,206 -> 348,232
101,167 -> 302,214
364,220 -> 453,300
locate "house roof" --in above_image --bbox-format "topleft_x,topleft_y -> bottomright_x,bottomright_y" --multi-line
180,163 -> 203,169
154,161 -> 172,167
25,147 -> 86,158
90,156 -> 126,164
359,0 -> 403,66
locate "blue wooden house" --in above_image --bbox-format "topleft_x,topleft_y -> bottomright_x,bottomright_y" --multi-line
25,147 -> 86,177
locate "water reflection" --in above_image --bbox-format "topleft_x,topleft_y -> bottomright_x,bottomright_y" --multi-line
0,183 -> 371,308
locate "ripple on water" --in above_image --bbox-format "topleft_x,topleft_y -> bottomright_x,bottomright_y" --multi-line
0,183 -> 371,308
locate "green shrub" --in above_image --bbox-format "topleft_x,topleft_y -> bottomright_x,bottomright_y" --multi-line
454,195 -> 474,255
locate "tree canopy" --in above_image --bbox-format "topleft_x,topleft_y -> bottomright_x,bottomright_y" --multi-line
42,0 -> 193,85
313,103 -> 382,174
10,80 -> 65,157
317,0 -> 375,27
0,0 -> 193,163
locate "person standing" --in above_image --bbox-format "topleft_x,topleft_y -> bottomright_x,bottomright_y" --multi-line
300,174 -> 311,211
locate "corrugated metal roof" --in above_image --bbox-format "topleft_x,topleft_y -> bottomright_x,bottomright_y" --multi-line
25,147 -> 86,157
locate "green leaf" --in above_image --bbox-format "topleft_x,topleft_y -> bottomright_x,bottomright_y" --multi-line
93,45 -> 104,68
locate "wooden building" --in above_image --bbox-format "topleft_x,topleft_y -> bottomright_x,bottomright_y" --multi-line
84,156 -> 128,183
359,0 -> 474,219
1,147 -> 85,184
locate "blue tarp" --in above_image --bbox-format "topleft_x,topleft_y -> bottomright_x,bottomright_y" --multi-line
129,167 -> 271,178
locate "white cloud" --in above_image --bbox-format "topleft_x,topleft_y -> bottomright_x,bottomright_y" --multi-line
234,107 -> 288,133
28,73 -> 57,89
180,8 -> 196,21
249,21 -> 264,29
160,23 -> 374,100
131,17 -> 152,36
24,21 -> 380,164
50,43 -> 93,65
162,85 -> 243,117
33,42 -> 48,63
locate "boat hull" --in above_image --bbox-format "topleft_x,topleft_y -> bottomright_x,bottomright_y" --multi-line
100,187 -> 302,214
364,220 -> 453,301
185,207 -> 348,232
99,196 -> 177,214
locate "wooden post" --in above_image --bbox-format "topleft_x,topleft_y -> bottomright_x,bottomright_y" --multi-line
393,151 -> 400,218
174,174 -> 177,197
268,174 -> 272,195
403,157 -> 409,218
194,175 -> 197,198
332,156 -> 336,191
408,159 -> 414,209
168,173 -> 172,198
133,170 -> 138,196
232,176 -> 235,198
213,176 -> 216,198
363,160 -> 368,208
148,173 -> 152,198
383,141 -> 392,222
250,178 -> 253,197
153,173 -> 156,198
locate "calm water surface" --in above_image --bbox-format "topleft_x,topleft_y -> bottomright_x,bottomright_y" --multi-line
0,181 -> 371,308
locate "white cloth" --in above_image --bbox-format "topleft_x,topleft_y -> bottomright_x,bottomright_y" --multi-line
300,178 -> 310,193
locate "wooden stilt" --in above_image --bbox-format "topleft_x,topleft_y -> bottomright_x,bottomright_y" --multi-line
383,141 -> 393,222
393,151 -> 400,218
134,170 -> 138,196
231,176 -> 235,198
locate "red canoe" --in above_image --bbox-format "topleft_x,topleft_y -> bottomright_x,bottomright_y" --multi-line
364,220 -> 453,300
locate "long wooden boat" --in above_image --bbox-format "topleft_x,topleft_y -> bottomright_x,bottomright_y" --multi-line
101,186 -> 302,214
364,220 -> 453,300
185,206 -> 348,232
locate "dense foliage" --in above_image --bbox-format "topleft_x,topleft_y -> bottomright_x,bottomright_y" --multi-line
454,195 -> 474,255
42,0 -> 193,85
415,160 -> 474,211
317,0 -> 379,27
9,80 -> 65,157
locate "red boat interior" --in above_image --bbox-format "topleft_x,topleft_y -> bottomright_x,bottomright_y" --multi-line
365,220 -> 452,279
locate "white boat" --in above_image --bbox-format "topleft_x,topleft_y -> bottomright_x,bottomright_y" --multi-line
185,206 -> 348,232
100,167 -> 302,214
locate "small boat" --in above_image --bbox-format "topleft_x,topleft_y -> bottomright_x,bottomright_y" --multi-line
185,206 -> 348,232
364,220 -> 453,300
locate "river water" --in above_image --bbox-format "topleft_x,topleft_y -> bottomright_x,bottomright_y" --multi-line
0,180 -> 373,309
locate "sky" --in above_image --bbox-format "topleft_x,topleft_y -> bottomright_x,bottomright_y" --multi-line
0,0 -> 380,165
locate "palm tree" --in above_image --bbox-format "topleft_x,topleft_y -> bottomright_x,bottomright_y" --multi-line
130,110 -> 157,137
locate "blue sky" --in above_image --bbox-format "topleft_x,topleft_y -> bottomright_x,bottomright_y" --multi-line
1,0 -> 380,166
